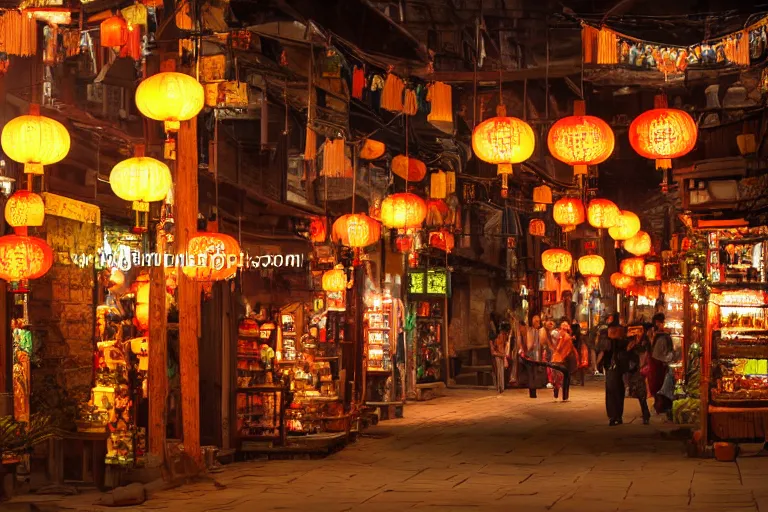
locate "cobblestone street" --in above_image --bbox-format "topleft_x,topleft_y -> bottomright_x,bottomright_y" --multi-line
12,382 -> 768,512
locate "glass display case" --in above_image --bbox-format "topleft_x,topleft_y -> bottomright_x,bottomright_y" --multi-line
363,294 -> 396,403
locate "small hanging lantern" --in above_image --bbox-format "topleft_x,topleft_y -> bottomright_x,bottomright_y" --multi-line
552,197 -> 585,232
322,266 -> 347,292
1,104 -> 70,175
623,231 -> 652,256
308,217 -> 327,243
578,254 -> 605,277
100,13 -> 128,47
610,272 -> 634,289
542,248 -> 572,273
430,171 -> 447,199
620,257 -> 645,278
472,105 -> 535,198
429,230 -> 455,253
331,213 -> 381,248
532,185 -> 552,212
5,190 -> 45,230
135,275 -> 150,330
644,261 -> 662,281
528,219 -> 546,237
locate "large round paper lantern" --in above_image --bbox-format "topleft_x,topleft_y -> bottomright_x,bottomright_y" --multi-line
472,105 -> 535,197
528,219 -> 546,237
547,101 -> 614,176
322,267 -> 347,292
182,231 -> 241,281
623,231 -> 652,256
610,272 -> 635,289
360,139 -> 386,160
5,190 -> 45,228
1,104 -> 70,175
391,155 -> 427,182
608,210 -> 641,241
100,14 -> 128,47
542,248 -> 572,273
380,192 -> 427,230
110,153 -> 172,203
586,199 -> 620,229
135,72 -> 205,132
0,235 -> 53,281
553,197 -> 585,232
620,257 -> 645,278
644,261 -> 662,281
331,213 -> 381,248
578,255 -> 605,277
629,95 -> 697,170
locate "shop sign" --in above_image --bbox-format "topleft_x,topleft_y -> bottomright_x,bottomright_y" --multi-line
42,193 -> 101,225
92,249 -> 306,272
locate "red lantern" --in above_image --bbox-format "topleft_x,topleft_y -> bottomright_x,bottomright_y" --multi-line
553,197 -> 585,232
5,190 -> 45,229
620,257 -> 645,278
322,267 -> 347,292
135,275 -> 150,330
610,272 -> 634,289
429,230 -> 455,253
629,95 -> 697,170
100,14 -> 128,47
308,217 -> 327,243
586,199 -> 620,229
183,230 -> 241,281
528,219 -> 546,237
331,213 -> 381,248
547,100 -> 614,175
0,235 -> 53,282
381,193 -> 427,230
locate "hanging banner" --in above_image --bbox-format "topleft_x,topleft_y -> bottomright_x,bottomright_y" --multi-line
42,192 -> 101,225
582,16 -> 768,76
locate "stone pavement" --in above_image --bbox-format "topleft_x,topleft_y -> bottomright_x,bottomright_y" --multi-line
9,381 -> 768,512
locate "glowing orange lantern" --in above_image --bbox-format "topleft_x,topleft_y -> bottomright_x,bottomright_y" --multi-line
541,248 -> 572,273
608,210 -> 641,241
100,13 -> 128,47
610,272 -> 634,289
529,219 -> 546,237
578,254 -> 605,277
360,139 -> 386,160
472,105 -> 535,197
391,155 -> 427,182
587,199 -> 620,229
380,192 -> 427,230
620,257 -> 645,278
183,231 -> 241,281
0,234 -> 53,282
429,230 -> 455,253
5,190 -> 44,229
331,213 -> 381,248
553,197 -> 585,232
135,72 -> 205,132
623,231 -> 652,256
585,276 -> 601,292
547,100 -> 614,176
308,217 -> 327,243
629,94 -> 697,170
532,185 -> 552,212
644,261 -> 662,281
110,146 -> 172,232
322,267 -> 347,292
1,104 -> 70,175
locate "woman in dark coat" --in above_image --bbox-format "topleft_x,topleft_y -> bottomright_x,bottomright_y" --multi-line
626,324 -> 651,424
598,314 -> 628,426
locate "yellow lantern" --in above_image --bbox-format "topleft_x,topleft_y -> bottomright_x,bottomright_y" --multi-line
610,272 -> 634,289
623,231 -> 652,256
644,261 -> 662,281
1,104 -> 70,175
553,197 -> 585,232
578,254 -> 605,277
135,72 -> 205,132
380,193 -> 427,230
331,213 -> 381,248
586,199 -> 620,229
5,190 -> 45,229
541,248 -> 572,273
110,145 -> 172,233
620,257 -> 645,278
608,210 -> 641,241
471,105 -> 535,198
322,266 -> 347,292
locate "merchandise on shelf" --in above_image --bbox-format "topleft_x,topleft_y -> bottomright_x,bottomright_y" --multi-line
415,299 -> 443,384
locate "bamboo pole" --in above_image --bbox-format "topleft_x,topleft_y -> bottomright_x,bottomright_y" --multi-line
176,117 -> 201,467
148,233 -> 167,462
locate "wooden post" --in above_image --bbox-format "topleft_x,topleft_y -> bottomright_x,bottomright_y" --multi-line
148,239 -> 167,462
176,118 -> 201,466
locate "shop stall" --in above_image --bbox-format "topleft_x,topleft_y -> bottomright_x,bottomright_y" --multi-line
408,267 -> 450,385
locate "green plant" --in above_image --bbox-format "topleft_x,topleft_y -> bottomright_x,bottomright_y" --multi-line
0,414 -> 53,457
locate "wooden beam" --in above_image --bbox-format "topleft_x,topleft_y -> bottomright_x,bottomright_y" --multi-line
148,236 -> 167,463
420,64 -> 582,83
176,117 -> 202,467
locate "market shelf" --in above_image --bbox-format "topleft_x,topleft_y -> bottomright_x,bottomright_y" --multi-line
709,405 -> 768,413
237,385 -> 285,392
715,344 -> 768,359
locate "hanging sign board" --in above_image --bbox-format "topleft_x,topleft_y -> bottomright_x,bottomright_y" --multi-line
42,192 -> 101,225
408,267 -> 451,296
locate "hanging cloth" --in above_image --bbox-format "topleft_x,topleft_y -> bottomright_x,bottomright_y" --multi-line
427,81 -> 453,129
351,66 -> 365,100
380,73 -> 405,112
321,138 -> 346,177
403,88 -> 418,115
119,26 -> 142,60
0,10 -> 38,57
430,171 -> 447,199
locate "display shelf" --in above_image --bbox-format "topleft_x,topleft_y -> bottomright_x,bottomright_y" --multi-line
237,385 -> 285,392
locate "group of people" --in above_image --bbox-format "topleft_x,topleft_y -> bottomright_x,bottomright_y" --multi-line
487,310 -> 677,425
599,312 -> 676,426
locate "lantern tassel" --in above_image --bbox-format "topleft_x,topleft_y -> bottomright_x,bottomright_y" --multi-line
24,163 -> 44,175
656,158 -> 672,170
573,164 -> 588,175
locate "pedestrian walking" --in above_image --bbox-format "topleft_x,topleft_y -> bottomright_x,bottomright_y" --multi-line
648,313 -> 675,419
550,322 -> 578,401
598,314 -> 628,426
626,324 -> 651,424
489,312 -> 507,394
520,315 -> 545,398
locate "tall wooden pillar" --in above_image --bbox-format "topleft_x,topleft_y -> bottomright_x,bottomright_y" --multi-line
148,237 -> 167,460
176,118 -> 201,466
